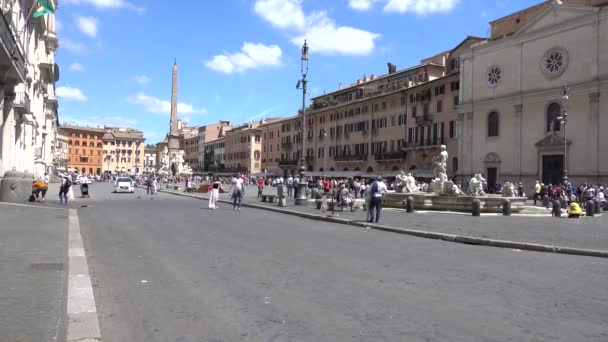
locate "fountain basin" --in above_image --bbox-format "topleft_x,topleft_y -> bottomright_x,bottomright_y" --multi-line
383,192 -> 527,213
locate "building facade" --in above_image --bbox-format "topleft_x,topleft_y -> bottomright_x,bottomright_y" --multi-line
204,137 -> 226,172
197,121 -> 231,171
457,0 -> 608,191
224,122 -> 263,173
101,127 -> 145,175
54,127 -> 68,172
0,0 -> 59,181
63,126 -> 104,174
143,146 -> 156,173
183,130 -> 199,170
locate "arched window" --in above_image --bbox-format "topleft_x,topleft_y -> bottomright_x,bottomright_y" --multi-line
546,103 -> 561,132
343,167 -> 349,171
366,167 -> 374,173
488,111 -> 499,137
392,165 -> 400,171
330,167 -> 335,171
89,142 -> 94,147
452,157 -> 458,173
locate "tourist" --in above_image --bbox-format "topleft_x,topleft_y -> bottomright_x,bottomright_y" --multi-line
257,177 -> 264,198
151,176 -> 157,195
364,179 -> 373,221
568,197 -> 583,218
59,175 -> 72,206
209,177 -> 221,210
31,178 -> 48,202
287,175 -> 294,198
369,176 -> 388,223
534,180 -> 541,204
231,174 -> 244,211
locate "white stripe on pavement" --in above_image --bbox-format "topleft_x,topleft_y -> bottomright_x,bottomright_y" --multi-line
67,208 -> 102,342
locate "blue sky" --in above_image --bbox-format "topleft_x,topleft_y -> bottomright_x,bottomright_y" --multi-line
56,0 -> 542,144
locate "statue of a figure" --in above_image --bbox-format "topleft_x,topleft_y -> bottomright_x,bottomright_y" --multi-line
468,173 -> 487,196
432,145 -> 449,182
404,173 -> 418,193
502,181 -> 515,197
395,170 -> 407,192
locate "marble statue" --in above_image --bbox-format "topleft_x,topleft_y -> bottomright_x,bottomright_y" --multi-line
502,181 -> 515,197
468,173 -> 487,196
395,170 -> 419,193
429,145 -> 461,196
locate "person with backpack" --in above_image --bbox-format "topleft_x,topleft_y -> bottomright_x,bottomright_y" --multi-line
368,176 -> 388,223
59,175 -> 72,206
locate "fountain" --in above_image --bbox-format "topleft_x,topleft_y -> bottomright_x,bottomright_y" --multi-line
383,145 -> 527,213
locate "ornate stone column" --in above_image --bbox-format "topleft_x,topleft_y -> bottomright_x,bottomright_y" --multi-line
589,92 -> 600,181
1,86 -> 16,176
513,104 -> 523,180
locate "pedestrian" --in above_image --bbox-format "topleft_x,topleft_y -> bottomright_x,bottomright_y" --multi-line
368,176 -> 388,223
231,174 -> 244,211
59,175 -> 71,206
257,177 -> 264,198
31,177 -> 48,202
364,179 -> 373,221
146,176 -> 152,195
287,175 -> 294,198
568,198 -> 583,218
209,177 -> 220,210
151,176 -> 157,195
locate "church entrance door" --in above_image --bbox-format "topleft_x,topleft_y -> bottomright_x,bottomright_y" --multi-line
542,154 -> 563,186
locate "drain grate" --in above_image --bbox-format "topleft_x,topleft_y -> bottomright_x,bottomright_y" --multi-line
29,262 -> 64,271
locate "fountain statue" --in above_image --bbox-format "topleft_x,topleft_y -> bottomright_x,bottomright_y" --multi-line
429,145 -> 461,195
395,170 -> 419,193
468,173 -> 487,196
502,181 -> 515,197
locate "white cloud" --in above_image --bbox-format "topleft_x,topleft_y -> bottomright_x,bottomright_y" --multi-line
68,63 -> 84,72
383,0 -> 458,14
131,75 -> 150,84
293,12 -> 379,55
57,86 -> 88,101
205,42 -> 282,74
348,0 -> 375,10
254,0 -> 380,56
76,16 -> 99,38
62,115 -> 137,127
63,0 -> 145,13
61,39 -> 87,53
127,93 -> 206,115
254,0 -> 306,30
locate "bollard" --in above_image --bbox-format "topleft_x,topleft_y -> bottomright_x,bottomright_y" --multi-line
552,200 -> 562,217
594,200 -> 600,215
472,199 -> 481,217
586,200 -> 595,217
406,196 -> 415,213
502,198 -> 511,216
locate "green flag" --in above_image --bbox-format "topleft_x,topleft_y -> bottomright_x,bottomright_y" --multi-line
33,0 -> 55,17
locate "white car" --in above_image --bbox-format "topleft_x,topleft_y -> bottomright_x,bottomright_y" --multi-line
113,177 -> 135,193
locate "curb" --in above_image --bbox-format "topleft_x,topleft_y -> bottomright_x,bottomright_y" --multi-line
157,189 -> 608,259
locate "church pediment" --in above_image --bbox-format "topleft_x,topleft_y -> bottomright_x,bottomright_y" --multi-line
514,3 -> 599,37
535,133 -> 570,147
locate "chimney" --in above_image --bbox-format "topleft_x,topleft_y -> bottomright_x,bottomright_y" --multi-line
387,62 -> 397,74
338,82 -> 343,90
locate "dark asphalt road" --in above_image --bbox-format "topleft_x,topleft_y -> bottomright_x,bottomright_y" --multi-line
77,184 -> 608,342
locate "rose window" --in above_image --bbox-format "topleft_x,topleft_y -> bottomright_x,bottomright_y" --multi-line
487,66 -> 502,87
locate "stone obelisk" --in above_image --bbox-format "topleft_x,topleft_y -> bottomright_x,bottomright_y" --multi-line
168,60 -> 180,150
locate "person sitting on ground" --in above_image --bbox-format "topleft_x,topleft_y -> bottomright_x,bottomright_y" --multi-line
31,178 -> 48,202
567,197 -> 583,218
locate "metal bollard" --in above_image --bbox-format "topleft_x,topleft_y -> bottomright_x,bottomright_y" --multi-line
594,200 -> 600,215
472,199 -> 481,217
502,198 -> 511,216
586,200 -> 595,217
552,200 -> 562,217
406,196 -> 415,213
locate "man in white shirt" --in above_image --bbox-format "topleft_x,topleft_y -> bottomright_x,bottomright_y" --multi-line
369,176 -> 388,223
287,176 -> 294,198
232,175 -> 245,211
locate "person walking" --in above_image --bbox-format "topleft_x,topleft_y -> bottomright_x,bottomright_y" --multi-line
209,177 -> 220,210
287,175 -> 294,198
59,175 -> 71,206
151,176 -> 157,196
257,177 -> 265,198
231,174 -> 244,211
368,176 -> 387,223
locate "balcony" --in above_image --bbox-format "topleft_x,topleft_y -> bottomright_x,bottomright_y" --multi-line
0,12 -> 26,82
334,154 -> 367,162
415,114 -> 434,125
374,152 -> 405,161
14,91 -> 30,114
279,159 -> 298,167
403,137 -> 445,150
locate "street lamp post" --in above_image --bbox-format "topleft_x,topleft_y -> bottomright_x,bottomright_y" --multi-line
557,85 -> 569,183
295,40 -> 309,205
115,148 -> 120,175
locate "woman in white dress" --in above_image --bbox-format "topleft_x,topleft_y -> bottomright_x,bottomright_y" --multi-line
208,177 -> 221,209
